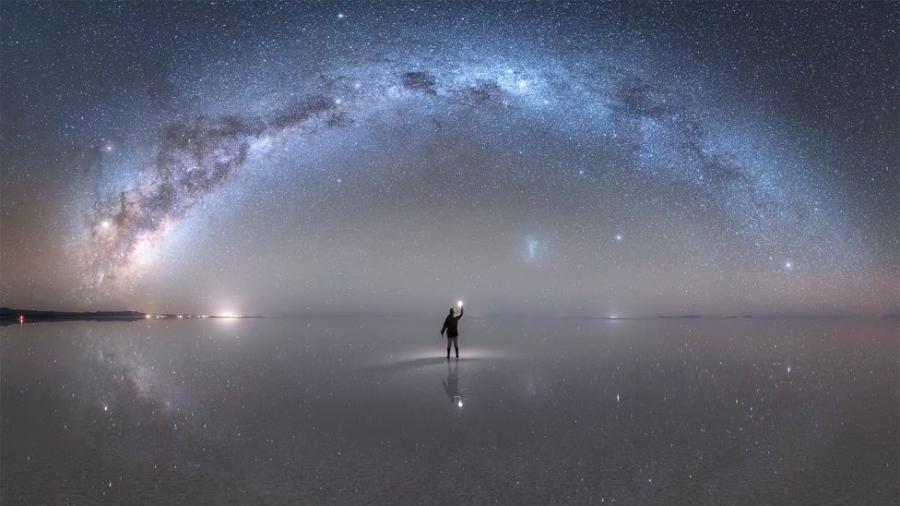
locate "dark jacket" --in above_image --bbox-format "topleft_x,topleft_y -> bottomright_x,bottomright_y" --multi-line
441,307 -> 464,338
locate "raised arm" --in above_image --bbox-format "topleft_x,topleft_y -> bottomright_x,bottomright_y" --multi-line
456,306 -> 464,319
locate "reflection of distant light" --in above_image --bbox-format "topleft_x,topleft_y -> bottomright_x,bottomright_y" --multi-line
101,220 -> 111,230
609,314 -> 618,320
145,314 -> 152,319
218,310 -> 239,318
457,400 -> 463,408
18,315 -> 24,324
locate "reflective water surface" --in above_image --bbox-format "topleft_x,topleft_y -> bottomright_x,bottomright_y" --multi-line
2,317 -> 897,504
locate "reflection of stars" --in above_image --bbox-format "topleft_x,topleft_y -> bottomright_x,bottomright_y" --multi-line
783,260 -> 794,271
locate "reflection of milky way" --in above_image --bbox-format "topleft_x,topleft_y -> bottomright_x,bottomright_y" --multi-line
86,57 -> 842,286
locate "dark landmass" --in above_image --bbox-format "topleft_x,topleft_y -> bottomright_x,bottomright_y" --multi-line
1,307 -> 262,326
1,307 -> 146,324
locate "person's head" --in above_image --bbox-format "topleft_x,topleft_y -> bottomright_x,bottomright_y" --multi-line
449,307 -> 455,316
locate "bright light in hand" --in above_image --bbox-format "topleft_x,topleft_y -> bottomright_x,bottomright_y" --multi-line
457,300 -> 463,307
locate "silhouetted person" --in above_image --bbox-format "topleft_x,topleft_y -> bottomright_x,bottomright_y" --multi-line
440,304 -> 464,358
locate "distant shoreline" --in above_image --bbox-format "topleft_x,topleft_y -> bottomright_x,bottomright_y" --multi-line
0,307 -> 261,326
3,307 -> 896,326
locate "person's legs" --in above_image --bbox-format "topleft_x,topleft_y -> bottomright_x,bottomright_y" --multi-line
454,337 -> 459,358
446,338 -> 451,358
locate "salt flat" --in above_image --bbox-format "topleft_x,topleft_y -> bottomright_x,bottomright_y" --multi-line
2,317 -> 897,504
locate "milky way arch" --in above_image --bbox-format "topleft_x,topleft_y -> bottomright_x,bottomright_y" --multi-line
83,56 -> 841,288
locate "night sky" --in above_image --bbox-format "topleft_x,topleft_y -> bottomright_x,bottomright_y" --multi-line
1,1 -> 897,317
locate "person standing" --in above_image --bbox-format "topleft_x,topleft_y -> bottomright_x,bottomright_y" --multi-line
440,301 -> 464,358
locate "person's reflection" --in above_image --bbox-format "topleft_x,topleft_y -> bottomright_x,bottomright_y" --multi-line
442,359 -> 464,408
